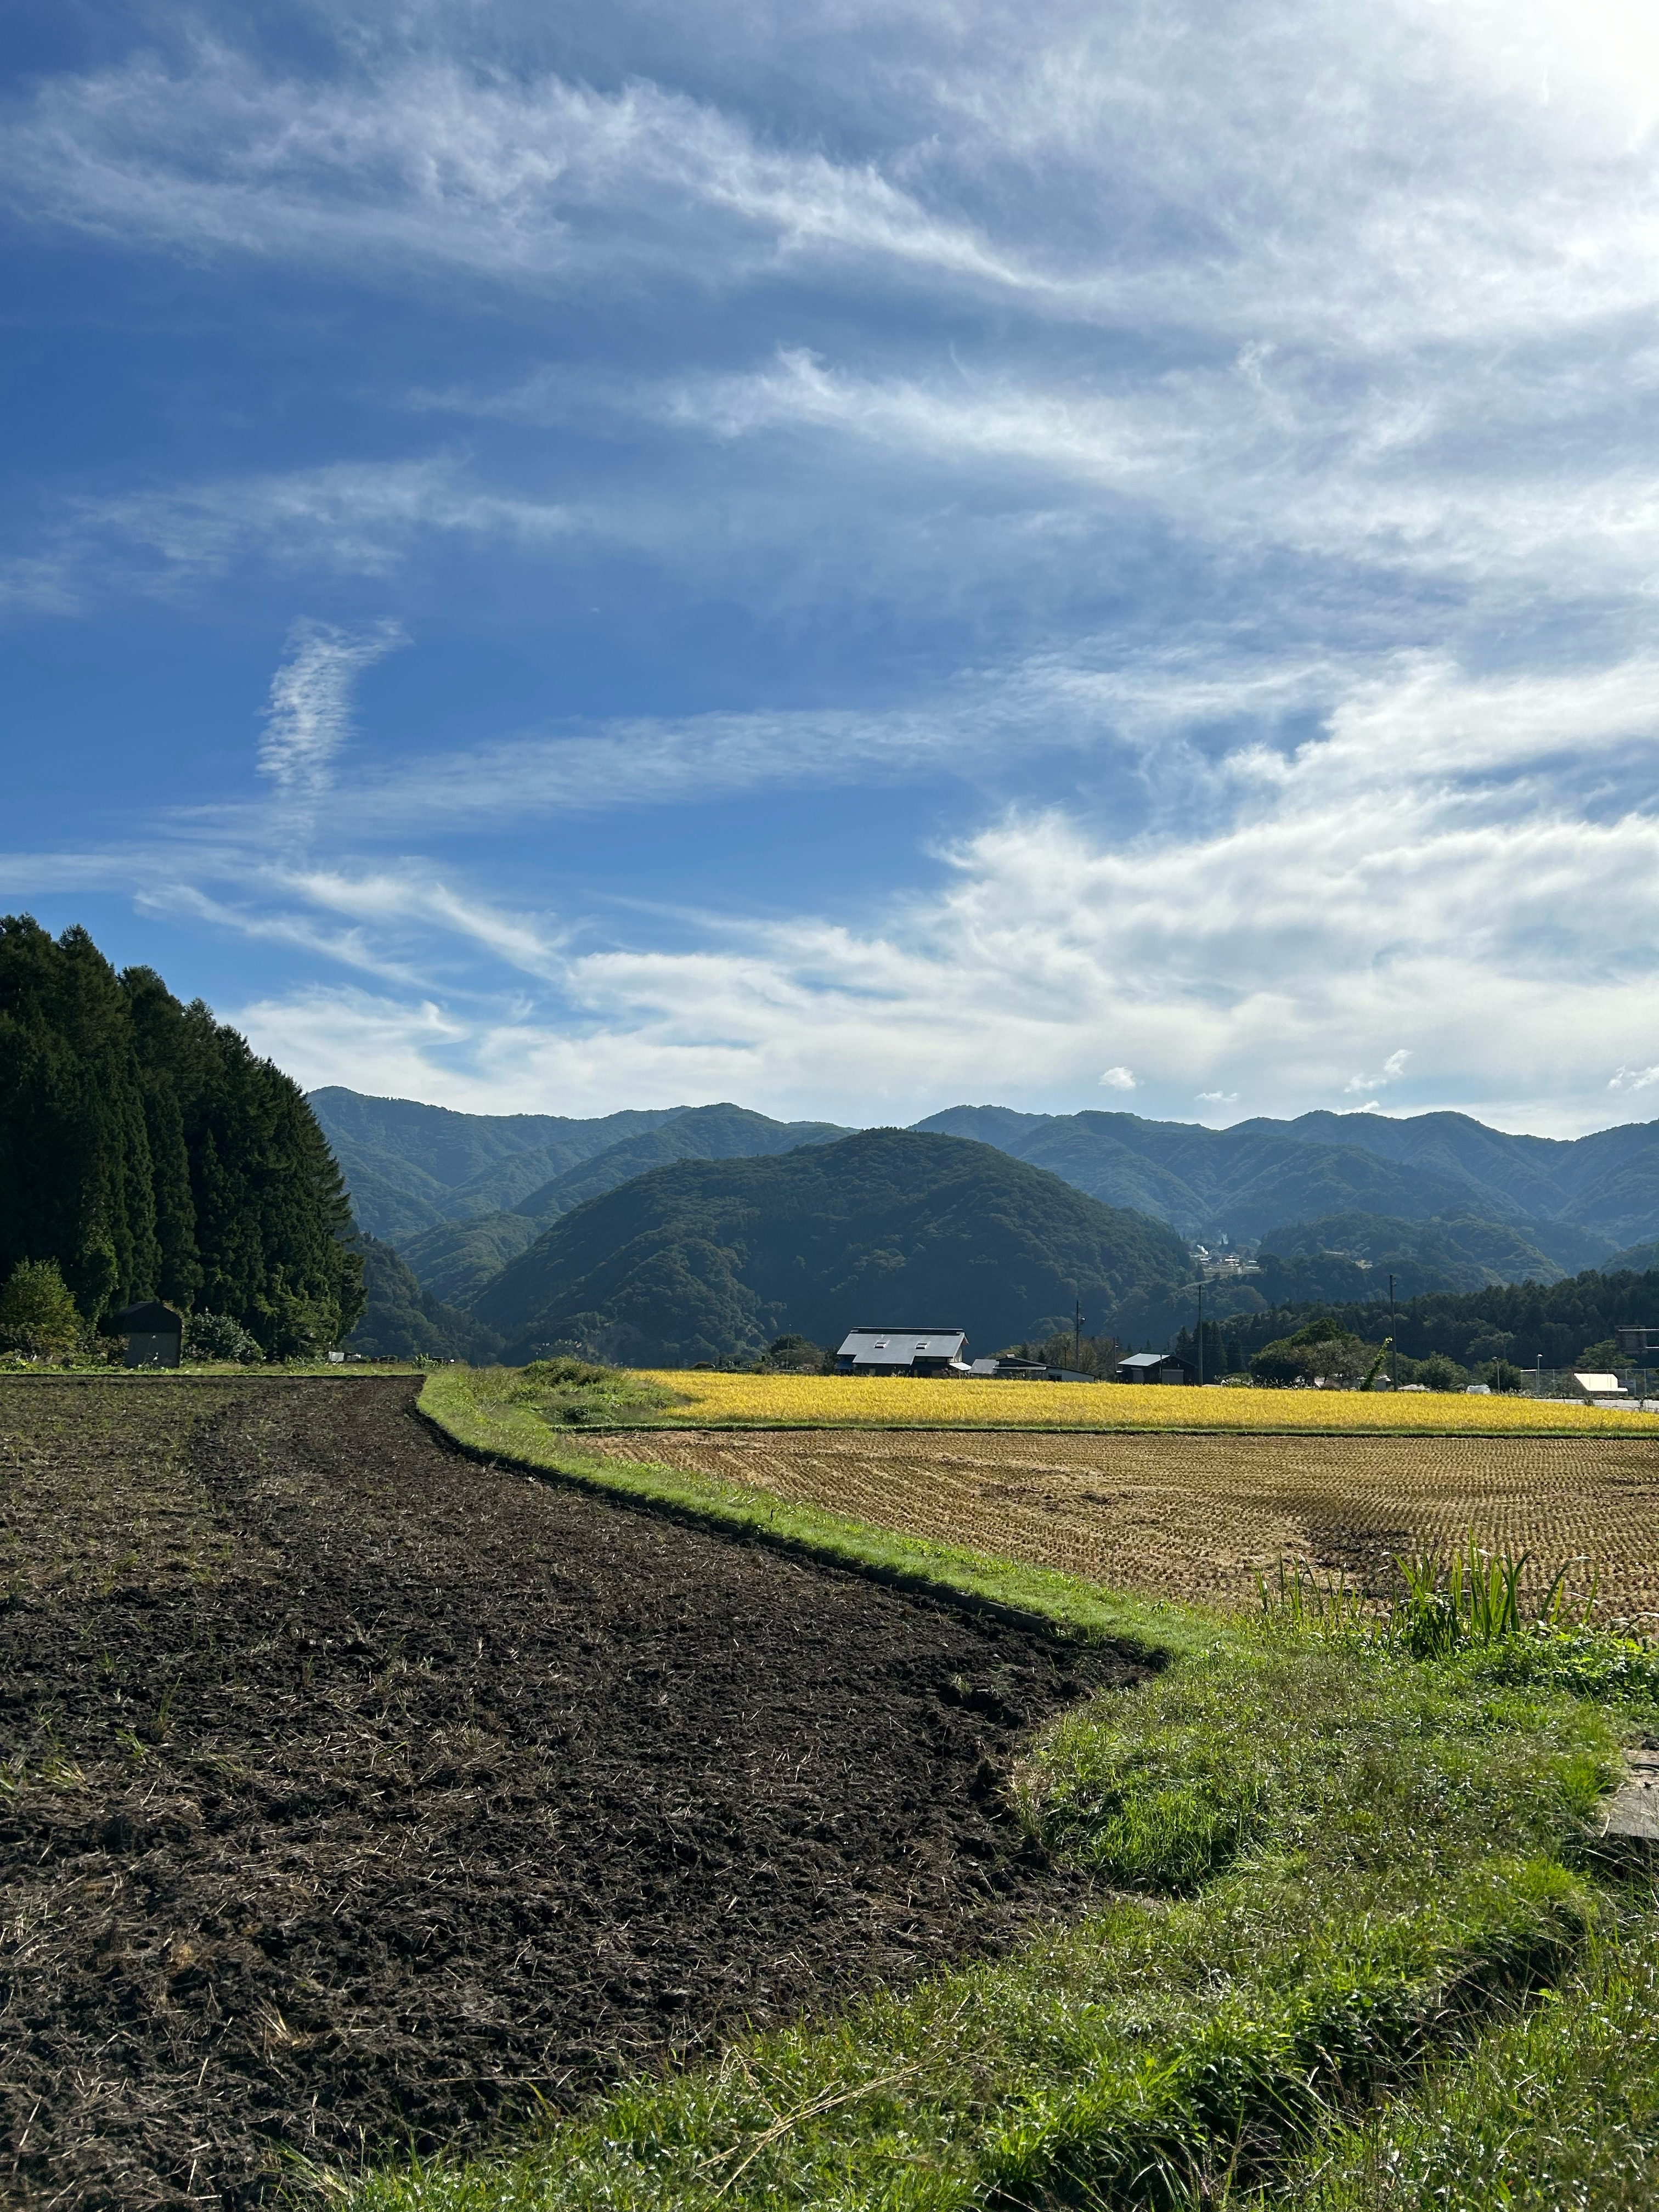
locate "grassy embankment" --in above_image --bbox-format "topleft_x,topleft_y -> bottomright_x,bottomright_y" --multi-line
349,1367 -> 1659,2211
641,1368 -> 1659,1434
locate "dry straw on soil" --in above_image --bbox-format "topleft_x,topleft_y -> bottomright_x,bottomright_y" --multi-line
586,1424 -> 1659,1620
638,1370 -> 1659,1433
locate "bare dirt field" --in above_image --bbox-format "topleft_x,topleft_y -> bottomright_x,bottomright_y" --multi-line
0,1379 -> 1134,2210
585,1425 -> 1659,1620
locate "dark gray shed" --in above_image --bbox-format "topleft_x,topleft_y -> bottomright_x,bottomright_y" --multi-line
1115,1350 -> 1196,1385
110,1300 -> 183,1369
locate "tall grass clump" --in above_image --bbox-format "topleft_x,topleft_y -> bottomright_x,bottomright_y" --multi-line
1259,1537 -> 1659,1704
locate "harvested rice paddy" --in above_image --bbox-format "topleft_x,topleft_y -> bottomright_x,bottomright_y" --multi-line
636,1369 -> 1659,1433
585,1424 -> 1659,1618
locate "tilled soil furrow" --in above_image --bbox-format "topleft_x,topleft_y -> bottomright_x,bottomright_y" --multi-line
0,1377 -> 1134,2209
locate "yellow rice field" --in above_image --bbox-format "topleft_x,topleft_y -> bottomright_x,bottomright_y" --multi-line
638,1369 -> 1659,1434
589,1422 -> 1659,1618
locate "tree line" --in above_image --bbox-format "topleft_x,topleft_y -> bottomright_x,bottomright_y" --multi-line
0,917 -> 363,1355
1184,1267 -> 1659,1375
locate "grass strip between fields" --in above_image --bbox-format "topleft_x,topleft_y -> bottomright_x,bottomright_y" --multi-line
417,1367 -> 1205,1658
369,1368 -> 1659,2212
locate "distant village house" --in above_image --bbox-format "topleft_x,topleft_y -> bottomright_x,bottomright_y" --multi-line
836,1327 -> 969,1375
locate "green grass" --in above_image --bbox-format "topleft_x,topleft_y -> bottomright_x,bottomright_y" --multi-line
333,1370 -> 1659,2212
1276,1914 -> 1659,2210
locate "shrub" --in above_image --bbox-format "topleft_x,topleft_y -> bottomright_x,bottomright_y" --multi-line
183,1309 -> 265,1364
1417,1351 -> 1465,1392
765,1334 -> 830,1372
1251,1318 -> 1379,1387
0,1258 -> 85,1362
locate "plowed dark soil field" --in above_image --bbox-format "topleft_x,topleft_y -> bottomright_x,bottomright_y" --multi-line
0,1377 -> 1135,2209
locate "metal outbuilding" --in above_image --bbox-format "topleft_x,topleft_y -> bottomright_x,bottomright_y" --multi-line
836,1327 -> 968,1375
110,1300 -> 183,1369
1116,1350 -> 1197,1385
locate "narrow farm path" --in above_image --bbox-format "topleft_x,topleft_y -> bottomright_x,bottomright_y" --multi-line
0,1377 -> 1133,2209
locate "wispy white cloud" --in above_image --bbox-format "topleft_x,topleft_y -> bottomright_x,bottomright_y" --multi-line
0,42 -> 1024,301
260,619 -> 406,801
22,622 -> 1659,1136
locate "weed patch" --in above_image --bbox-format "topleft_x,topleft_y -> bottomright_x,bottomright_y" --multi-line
493,1357 -> 687,1426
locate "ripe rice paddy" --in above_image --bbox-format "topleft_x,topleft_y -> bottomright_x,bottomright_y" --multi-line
636,1368 -> 1659,1433
586,1423 -> 1659,1618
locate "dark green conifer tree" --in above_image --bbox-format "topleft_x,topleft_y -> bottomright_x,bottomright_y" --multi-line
0,918 -> 157,1313
0,916 -> 364,1350
122,967 -> 202,1307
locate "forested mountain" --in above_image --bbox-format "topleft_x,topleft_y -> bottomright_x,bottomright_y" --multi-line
469,1128 -> 1189,1365
1251,1211 -> 1583,1299
512,1102 -> 849,1219
348,1235 -> 503,1364
0,918 -> 362,1353
306,1084 -> 1659,1357
1252,1109 -> 1659,1245
316,1086 -> 1659,1268
396,1209 -> 548,1310
915,1107 -> 1529,1240
398,1102 -> 851,1304
308,1089 -> 687,1240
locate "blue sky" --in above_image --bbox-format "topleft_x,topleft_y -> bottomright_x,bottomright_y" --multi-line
5,0 -> 1659,1135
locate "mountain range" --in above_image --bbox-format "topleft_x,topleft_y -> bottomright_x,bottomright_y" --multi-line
307,1089 -> 693,1243
307,1087 -> 1659,1361
912,1106 -> 1637,1258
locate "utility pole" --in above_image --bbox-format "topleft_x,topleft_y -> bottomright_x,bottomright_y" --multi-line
1389,1273 -> 1397,1389
1197,1275 -> 1204,1387
1073,1293 -> 1084,1373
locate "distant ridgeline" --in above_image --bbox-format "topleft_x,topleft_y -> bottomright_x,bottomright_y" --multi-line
0,918 -> 363,1354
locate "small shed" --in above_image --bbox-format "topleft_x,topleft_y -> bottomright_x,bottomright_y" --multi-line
1116,1350 -> 1196,1386
836,1327 -> 968,1376
110,1300 -> 183,1370
1571,1369 -> 1627,1400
